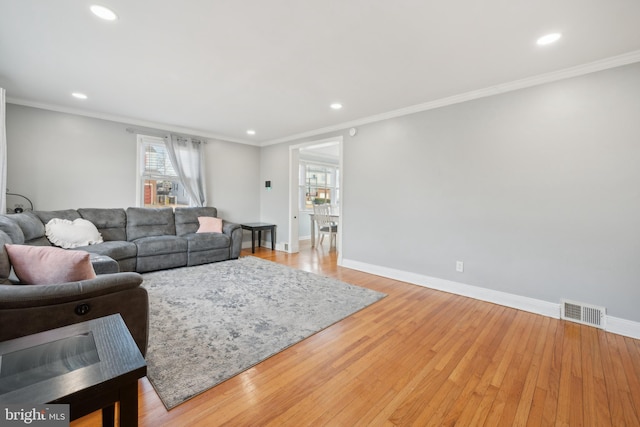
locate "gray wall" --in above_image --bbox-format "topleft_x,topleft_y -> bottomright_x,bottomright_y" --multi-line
203,138 -> 260,223
263,62 -> 640,322
7,105 -> 137,209
259,142 -> 292,235
5,105 -> 260,223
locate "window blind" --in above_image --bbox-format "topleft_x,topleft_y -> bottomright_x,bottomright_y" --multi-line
143,142 -> 177,177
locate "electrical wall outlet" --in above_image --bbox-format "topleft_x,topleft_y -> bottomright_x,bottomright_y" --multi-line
456,261 -> 464,272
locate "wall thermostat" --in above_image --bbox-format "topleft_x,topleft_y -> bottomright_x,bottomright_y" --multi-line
349,127 -> 357,137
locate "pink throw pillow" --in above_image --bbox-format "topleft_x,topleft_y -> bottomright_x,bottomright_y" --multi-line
5,244 -> 97,285
196,216 -> 223,234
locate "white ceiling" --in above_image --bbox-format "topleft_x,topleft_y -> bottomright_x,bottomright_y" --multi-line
2,1 -> 640,145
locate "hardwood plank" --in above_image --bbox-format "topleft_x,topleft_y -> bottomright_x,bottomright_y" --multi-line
511,316 -> 550,426
606,333 -> 640,426
556,322 -> 580,426
484,312 -> 538,426
418,306 -> 506,426
540,318 -> 564,426
447,307 -> 516,426
67,245 -> 640,426
581,324 -> 612,426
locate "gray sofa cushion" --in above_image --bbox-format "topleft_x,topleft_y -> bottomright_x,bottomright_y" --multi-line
136,252 -> 187,273
78,208 -> 127,241
126,208 -> 176,241
187,248 -> 230,266
110,258 -> 136,273
87,254 -> 120,275
183,232 -> 230,251
74,241 -> 137,272
75,240 -> 137,260
134,236 -> 188,272
7,212 -> 49,246
183,233 -> 231,266
174,207 -> 218,236
33,209 -> 81,224
0,215 -> 25,244
134,235 -> 187,257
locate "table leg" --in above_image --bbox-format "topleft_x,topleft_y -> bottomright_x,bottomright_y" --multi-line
258,230 -> 262,249
118,382 -> 139,427
271,226 -> 275,250
251,229 -> 256,253
102,404 -> 115,427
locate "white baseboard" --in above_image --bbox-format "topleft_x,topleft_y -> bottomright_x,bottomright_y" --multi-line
607,316 -> 640,339
341,258 -> 640,339
242,240 -> 280,251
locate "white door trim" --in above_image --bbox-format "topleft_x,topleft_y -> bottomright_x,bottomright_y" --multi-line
288,136 -> 343,258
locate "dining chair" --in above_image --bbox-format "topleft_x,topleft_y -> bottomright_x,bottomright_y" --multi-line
313,203 -> 337,249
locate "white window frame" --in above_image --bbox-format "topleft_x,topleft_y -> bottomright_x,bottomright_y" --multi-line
136,134 -> 186,207
298,160 -> 339,212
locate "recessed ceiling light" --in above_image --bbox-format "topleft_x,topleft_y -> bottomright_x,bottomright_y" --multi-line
72,92 -> 88,100
90,5 -> 118,21
246,129 -> 256,135
536,32 -> 562,46
330,103 -> 343,110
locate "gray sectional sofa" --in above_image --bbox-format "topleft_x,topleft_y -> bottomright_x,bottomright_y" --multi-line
0,206 -> 242,273
0,228 -> 149,355
0,206 -> 242,355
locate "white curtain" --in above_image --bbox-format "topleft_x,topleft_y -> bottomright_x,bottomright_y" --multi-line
0,88 -> 7,214
165,134 -> 206,207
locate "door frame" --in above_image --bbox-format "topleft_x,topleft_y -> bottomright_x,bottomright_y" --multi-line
288,136 -> 343,262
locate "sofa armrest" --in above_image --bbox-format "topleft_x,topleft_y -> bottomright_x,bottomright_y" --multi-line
0,272 -> 143,309
0,272 -> 149,356
222,221 -> 242,259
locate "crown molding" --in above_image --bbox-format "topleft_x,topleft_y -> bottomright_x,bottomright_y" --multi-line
7,50 -> 640,148
5,98 -> 259,147
262,49 -> 640,146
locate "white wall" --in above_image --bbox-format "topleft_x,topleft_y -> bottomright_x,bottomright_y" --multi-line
5,105 -> 260,223
261,62 -> 640,323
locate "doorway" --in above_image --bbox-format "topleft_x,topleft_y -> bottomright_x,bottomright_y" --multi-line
288,137 -> 343,261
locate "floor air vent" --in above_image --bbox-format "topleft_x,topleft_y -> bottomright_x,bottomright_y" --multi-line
561,299 -> 606,329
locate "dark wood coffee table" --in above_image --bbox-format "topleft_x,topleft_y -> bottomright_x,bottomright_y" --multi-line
0,314 -> 146,427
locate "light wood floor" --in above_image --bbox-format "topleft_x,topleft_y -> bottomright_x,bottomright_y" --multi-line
72,243 -> 640,426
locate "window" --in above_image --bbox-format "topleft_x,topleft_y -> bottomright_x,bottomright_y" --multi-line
299,161 -> 339,211
137,135 -> 190,207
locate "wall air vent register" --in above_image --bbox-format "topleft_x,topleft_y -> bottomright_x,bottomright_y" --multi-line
561,299 -> 606,329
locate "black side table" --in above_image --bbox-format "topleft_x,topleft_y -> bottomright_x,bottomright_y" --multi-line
241,222 -> 276,253
0,314 -> 146,427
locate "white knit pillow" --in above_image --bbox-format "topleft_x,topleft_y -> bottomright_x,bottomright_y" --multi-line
45,218 -> 103,249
